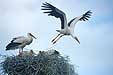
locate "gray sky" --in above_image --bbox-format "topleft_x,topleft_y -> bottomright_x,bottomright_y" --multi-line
0,0 -> 113,75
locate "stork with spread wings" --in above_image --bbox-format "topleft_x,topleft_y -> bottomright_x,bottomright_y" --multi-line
42,2 -> 92,44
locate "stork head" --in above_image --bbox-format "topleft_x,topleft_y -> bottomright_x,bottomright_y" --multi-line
28,33 -> 37,39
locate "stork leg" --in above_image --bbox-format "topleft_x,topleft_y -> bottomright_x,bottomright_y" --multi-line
19,48 -> 21,54
22,48 -> 23,53
51,33 -> 61,42
18,48 -> 23,56
53,34 -> 64,44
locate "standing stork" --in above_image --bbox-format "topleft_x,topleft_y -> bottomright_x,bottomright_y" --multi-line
6,33 -> 37,54
41,2 -> 92,44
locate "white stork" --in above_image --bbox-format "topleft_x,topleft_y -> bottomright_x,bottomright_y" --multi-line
41,2 -> 92,44
6,33 -> 37,54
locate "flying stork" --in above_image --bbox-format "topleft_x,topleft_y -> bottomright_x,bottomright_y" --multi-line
41,2 -> 92,44
6,33 -> 37,54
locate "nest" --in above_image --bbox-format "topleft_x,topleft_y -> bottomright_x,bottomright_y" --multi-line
2,50 -> 77,75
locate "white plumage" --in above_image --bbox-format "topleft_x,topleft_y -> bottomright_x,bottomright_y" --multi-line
6,33 -> 37,54
42,2 -> 92,44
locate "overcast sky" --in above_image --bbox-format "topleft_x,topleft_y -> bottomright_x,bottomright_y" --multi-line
0,0 -> 113,75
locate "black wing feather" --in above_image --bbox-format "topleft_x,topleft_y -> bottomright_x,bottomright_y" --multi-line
41,2 -> 66,29
6,42 -> 21,50
79,10 -> 92,21
68,18 -> 76,27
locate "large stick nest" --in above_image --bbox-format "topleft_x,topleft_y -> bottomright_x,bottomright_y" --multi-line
2,50 -> 77,75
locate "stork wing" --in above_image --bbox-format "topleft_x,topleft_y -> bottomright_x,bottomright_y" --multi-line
11,36 -> 27,43
79,10 -> 92,21
68,10 -> 92,29
41,2 -> 67,29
